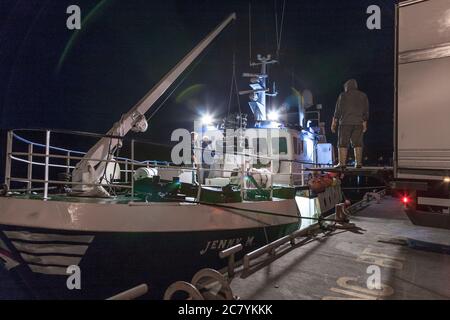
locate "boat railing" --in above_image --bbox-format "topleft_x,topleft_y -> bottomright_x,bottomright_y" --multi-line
5,129 -> 176,198
4,129 -> 328,202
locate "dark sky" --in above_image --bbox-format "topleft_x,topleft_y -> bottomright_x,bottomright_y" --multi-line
0,0 -> 397,176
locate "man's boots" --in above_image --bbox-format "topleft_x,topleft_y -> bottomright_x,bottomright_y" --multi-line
334,148 -> 348,169
354,147 -> 363,168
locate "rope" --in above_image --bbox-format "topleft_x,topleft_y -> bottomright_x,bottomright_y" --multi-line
274,0 -> 279,55
227,23 -> 241,117
274,0 -> 286,60
227,54 -> 235,116
179,198 -> 342,224
234,60 -> 241,115
341,186 -> 386,190
277,0 -> 286,58
12,133 -> 85,155
99,136 -> 115,185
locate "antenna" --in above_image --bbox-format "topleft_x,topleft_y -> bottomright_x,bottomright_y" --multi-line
249,2 -> 252,66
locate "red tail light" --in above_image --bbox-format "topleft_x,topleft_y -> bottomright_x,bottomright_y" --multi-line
402,196 -> 410,204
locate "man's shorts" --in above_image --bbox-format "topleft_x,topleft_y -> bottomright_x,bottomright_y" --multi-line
338,125 -> 364,148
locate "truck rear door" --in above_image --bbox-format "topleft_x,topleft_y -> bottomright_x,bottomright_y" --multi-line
396,0 -> 450,180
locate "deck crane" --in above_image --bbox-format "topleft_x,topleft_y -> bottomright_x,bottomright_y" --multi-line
71,13 -> 237,196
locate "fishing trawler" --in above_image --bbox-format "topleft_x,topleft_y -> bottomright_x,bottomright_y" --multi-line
0,13 -> 341,299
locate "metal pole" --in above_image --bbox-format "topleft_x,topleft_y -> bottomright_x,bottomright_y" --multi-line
107,284 -> 148,300
27,144 -> 33,193
125,160 -> 128,183
196,166 -> 202,202
301,163 -> 305,186
44,130 -> 50,200
290,161 -> 293,186
270,160 -> 274,199
5,131 -> 13,190
131,139 -> 135,199
240,162 -> 245,200
66,151 -> 71,175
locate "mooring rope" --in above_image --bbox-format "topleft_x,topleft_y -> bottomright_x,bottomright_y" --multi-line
172,198 -> 341,223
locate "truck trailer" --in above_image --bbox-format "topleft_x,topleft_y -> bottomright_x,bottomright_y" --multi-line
393,0 -> 450,229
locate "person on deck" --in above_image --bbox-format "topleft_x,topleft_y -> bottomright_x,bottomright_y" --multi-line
331,79 -> 369,169
200,136 -> 214,183
190,132 -> 200,168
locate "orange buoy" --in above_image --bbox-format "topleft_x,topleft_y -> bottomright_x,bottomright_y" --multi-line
309,177 -> 326,193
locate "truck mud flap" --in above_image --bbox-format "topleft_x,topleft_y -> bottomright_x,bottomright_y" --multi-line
405,208 -> 450,230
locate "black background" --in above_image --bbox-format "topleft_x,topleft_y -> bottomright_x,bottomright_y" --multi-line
0,0 -> 397,180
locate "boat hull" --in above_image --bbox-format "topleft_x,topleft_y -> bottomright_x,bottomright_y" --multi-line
0,223 -> 297,299
0,196 -> 302,299
0,185 -> 342,299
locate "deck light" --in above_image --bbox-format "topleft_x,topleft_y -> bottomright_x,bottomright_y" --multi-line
201,114 -> 214,125
268,110 -> 280,121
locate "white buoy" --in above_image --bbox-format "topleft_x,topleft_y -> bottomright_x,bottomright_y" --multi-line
133,167 -> 158,181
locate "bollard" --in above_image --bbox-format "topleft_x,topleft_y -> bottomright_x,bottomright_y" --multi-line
219,244 -> 242,279
335,203 -> 348,222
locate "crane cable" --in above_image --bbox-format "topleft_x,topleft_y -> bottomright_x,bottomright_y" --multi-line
226,54 -> 241,117
274,0 -> 286,60
248,2 -> 252,65
227,24 -> 241,117
234,57 -> 242,115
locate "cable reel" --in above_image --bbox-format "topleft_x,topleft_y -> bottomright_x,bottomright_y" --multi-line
163,268 -> 234,300
191,268 -> 234,300
163,281 -> 204,300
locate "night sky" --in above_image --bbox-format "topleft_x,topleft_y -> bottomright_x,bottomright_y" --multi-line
0,0 -> 397,179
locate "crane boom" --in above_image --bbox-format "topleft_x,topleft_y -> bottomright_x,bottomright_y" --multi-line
72,13 -> 237,194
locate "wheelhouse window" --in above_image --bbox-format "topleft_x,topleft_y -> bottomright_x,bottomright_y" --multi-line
252,138 -> 268,155
298,138 -> 304,154
293,137 -> 298,154
271,137 -> 288,155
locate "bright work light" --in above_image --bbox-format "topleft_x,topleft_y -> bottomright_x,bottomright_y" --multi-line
267,110 -> 280,121
201,114 -> 214,125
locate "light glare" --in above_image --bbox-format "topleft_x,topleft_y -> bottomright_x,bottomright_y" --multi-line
201,114 -> 213,125
268,110 -> 280,121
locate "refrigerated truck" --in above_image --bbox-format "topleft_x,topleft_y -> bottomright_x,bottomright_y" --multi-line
393,0 -> 450,229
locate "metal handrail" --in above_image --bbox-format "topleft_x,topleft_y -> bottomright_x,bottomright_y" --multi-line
10,177 -> 132,189
10,128 -> 329,167
5,128 -> 326,201
6,130 -> 151,197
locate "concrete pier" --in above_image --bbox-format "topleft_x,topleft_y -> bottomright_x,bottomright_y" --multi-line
231,197 -> 450,300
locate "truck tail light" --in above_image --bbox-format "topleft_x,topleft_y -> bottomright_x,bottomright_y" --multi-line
402,196 -> 410,204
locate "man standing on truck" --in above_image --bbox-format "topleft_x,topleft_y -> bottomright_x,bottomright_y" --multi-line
331,79 -> 369,169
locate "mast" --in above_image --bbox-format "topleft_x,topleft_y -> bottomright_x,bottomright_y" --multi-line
240,54 -> 278,121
